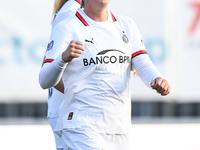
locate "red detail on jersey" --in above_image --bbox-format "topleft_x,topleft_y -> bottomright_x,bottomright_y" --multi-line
75,0 -> 82,4
76,11 -> 89,26
44,59 -> 54,63
132,50 -> 148,58
189,2 -> 200,34
110,12 -> 117,22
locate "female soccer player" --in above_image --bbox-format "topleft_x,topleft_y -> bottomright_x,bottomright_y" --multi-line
44,0 -> 81,149
39,0 -> 171,149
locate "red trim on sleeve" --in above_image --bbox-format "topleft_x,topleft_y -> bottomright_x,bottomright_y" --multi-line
75,0 -> 82,4
76,11 -> 89,26
44,59 -> 54,63
132,50 -> 148,58
110,11 -> 117,22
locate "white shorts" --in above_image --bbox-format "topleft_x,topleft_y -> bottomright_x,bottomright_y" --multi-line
48,117 -> 63,149
61,127 -> 129,150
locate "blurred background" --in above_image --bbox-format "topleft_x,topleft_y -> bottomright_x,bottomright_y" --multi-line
0,0 -> 200,149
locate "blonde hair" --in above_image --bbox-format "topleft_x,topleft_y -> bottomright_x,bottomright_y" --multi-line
53,0 -> 67,21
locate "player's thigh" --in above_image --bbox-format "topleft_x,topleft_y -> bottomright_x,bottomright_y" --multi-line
61,127 -> 109,150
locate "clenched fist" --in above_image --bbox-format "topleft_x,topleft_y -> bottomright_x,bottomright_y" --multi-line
62,40 -> 85,62
151,77 -> 171,96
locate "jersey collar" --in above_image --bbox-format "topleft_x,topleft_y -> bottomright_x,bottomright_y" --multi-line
76,9 -> 117,26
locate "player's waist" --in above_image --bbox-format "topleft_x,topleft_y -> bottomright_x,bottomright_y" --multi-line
62,109 -> 132,134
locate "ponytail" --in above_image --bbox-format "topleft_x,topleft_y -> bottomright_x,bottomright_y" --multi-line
52,0 -> 68,21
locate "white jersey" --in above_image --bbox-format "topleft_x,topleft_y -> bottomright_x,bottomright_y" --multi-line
44,9 -> 160,134
47,0 -> 81,119
47,87 -> 63,118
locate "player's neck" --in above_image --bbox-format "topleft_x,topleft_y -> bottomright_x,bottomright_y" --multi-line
84,7 -> 108,22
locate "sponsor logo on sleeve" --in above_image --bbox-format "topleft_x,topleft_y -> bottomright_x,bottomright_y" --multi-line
48,40 -> 54,51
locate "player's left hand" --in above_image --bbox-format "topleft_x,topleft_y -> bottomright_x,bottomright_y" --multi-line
151,77 -> 171,96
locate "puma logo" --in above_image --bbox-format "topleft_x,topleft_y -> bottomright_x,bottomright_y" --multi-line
85,38 -> 94,44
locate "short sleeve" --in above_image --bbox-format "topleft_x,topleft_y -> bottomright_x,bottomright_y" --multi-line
44,23 -> 72,63
130,20 -> 148,59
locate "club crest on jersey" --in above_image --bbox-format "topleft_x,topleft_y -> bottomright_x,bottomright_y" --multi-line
122,31 -> 129,44
48,40 -> 54,51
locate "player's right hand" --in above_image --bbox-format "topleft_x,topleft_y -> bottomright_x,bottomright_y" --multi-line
62,40 -> 85,62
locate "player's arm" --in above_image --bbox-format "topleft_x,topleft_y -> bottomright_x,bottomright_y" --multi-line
41,45 -> 64,93
131,54 -> 171,96
39,40 -> 84,89
48,40 -> 85,93
130,19 -> 170,96
41,0 -> 82,92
